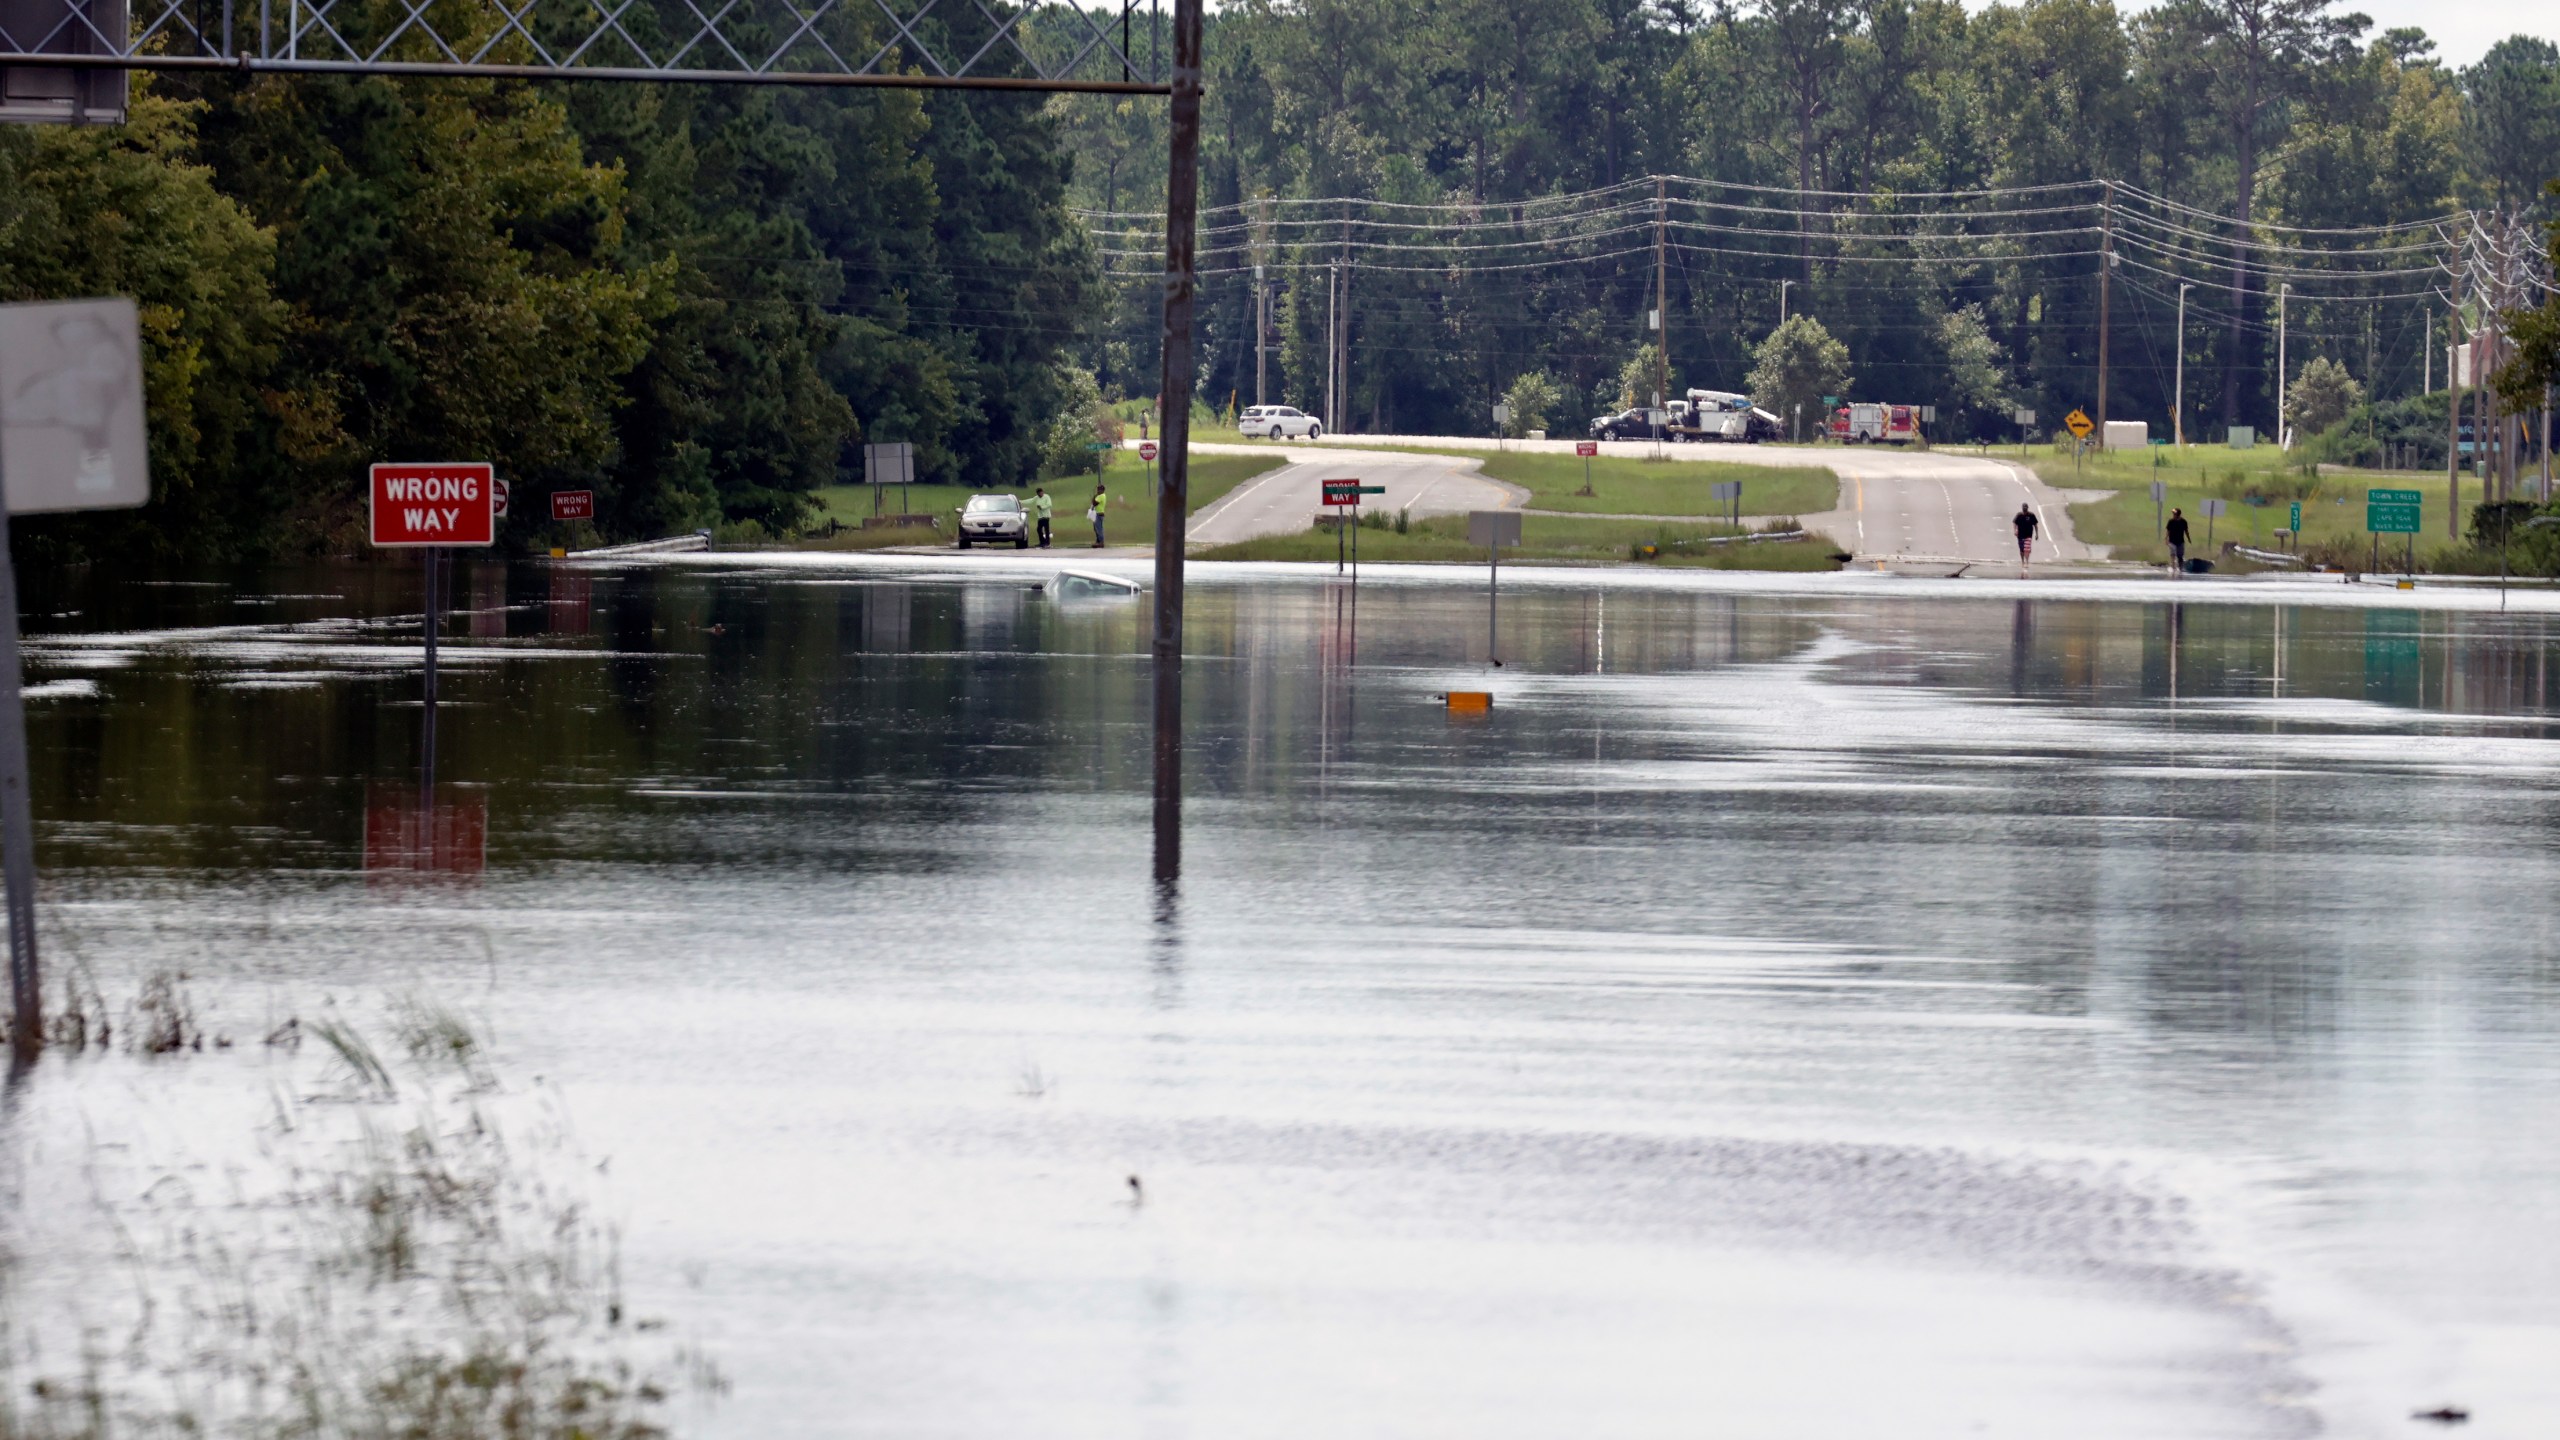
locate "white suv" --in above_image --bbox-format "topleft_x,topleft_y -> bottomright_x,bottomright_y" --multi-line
1239,405 -> 1324,441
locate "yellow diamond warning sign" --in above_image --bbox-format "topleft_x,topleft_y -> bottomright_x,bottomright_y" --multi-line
2064,408 -> 2094,440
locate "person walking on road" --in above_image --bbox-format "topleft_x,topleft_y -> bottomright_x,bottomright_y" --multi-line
2013,503 -> 2039,572
1089,483 -> 1107,548
1032,487 -> 1053,548
2165,507 -> 2190,573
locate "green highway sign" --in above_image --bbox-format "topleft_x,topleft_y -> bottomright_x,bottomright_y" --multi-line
2366,488 -> 2421,534
2290,501 -> 2302,531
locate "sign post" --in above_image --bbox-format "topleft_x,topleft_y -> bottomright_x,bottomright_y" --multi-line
2201,496 -> 2227,547
1139,440 -> 1159,500
1576,439 -> 1597,496
370,462 -> 497,802
1322,479 -> 1384,575
0,298 -> 153,1049
2151,479 -> 2166,540
1711,479 -> 1743,529
2289,500 -> 2302,552
1468,510 -> 1523,666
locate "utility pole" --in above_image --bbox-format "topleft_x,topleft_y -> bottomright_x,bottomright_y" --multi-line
1779,278 -> 1792,327
1254,262 -> 1266,408
2096,182 -> 2113,448
1331,258 -> 1351,430
2448,313 -> 2461,538
2174,282 -> 2190,449
2276,282 -> 2289,448
1655,175 -> 1670,418
1150,0 -> 1203,885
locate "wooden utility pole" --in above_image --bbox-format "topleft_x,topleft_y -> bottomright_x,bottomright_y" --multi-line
1150,0 -> 1202,884
2095,182 -> 2113,448
1655,176 -> 1670,413
2448,312 -> 2461,538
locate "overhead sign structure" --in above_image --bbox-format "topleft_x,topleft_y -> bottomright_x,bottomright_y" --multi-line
370,463 -> 496,547
0,296 -> 154,1048
552,489 -> 596,522
2366,488 -> 2421,535
2064,408 -> 2094,441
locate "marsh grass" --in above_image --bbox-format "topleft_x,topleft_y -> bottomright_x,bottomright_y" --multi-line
0,994 -> 699,1440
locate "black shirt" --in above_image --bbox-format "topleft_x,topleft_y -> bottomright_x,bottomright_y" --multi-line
2165,516 -> 2190,544
2013,510 -> 2038,539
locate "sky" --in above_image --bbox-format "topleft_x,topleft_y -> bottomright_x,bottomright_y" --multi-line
2109,0 -> 2560,68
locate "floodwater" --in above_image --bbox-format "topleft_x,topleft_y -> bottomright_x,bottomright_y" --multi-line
7,556 -> 2560,1438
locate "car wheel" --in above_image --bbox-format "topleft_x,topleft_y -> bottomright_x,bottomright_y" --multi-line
1309,424 -> 1323,440
1602,429 -> 1619,442
958,537 -> 971,549
1015,536 -> 1028,549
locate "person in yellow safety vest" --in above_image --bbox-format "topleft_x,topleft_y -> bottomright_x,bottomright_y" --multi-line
1089,483 -> 1107,548
1031,487 -> 1053,548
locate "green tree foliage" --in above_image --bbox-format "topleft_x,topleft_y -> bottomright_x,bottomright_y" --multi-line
1502,371 -> 1564,435
201,74 -> 669,547
0,56 -> 1091,558
1936,304 -> 2012,418
1747,315 -> 1852,432
0,87 -> 284,560
1617,344 -> 1661,408
2497,187 -> 2560,411
2287,355 -> 2363,432
2465,38 -> 2560,211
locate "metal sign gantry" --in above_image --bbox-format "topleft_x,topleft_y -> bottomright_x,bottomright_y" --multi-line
0,0 -> 1175,105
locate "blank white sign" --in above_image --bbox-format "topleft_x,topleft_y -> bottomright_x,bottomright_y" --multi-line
0,298 -> 150,514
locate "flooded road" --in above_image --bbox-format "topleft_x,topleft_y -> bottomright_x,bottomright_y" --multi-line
7,558 -> 2560,1438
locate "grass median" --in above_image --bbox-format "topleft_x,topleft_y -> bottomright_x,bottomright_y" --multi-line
804,451 -> 1287,550
1196,511 -> 1845,570
2014,442 -> 2482,565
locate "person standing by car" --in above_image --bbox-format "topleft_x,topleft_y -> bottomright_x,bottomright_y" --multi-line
1089,483 -> 1108,548
1032,487 -> 1053,548
2165,507 -> 2190,573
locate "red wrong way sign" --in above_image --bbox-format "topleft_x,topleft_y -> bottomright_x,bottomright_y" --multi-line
371,463 -> 496,546
552,489 -> 596,522
1576,440 -> 1599,457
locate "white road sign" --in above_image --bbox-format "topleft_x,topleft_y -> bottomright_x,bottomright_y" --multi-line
0,298 -> 150,513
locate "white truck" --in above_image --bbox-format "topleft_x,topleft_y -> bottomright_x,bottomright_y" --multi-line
1667,389 -> 1782,443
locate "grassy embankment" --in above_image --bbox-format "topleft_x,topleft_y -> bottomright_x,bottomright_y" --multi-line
1168,435 -> 1840,518
2020,442 -> 2483,567
802,450 -> 1286,551
1197,511 -> 1845,570
1470,449 -> 1839,518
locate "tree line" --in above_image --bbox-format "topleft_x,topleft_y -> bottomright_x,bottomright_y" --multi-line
1,51 -> 1091,560
1053,0 -> 2560,445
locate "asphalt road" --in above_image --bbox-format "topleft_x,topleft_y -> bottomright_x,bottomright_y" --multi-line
1184,434 -> 2094,566
1804,448 -> 2097,566
1184,448 -> 1524,547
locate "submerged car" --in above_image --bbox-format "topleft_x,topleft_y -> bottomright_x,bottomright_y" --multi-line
957,493 -> 1029,548
1043,569 -> 1144,602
